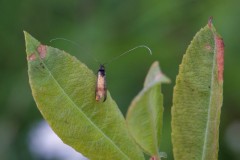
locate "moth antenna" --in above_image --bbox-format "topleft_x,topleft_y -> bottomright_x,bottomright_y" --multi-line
49,38 -> 100,65
103,45 -> 152,65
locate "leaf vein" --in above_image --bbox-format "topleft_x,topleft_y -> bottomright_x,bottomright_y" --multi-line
39,57 -> 131,160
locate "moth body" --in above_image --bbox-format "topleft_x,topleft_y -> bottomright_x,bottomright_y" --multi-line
95,65 -> 107,102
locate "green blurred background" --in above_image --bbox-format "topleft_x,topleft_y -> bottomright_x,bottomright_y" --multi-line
0,0 -> 240,159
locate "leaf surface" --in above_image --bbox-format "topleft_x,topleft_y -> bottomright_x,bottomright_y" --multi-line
171,20 -> 224,160
24,31 -> 144,160
126,62 -> 170,158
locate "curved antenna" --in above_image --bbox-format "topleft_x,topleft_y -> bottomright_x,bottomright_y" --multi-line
50,38 -> 100,65
103,45 -> 152,66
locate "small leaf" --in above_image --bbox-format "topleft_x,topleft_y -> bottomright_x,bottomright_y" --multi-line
24,31 -> 144,160
126,62 -> 170,158
171,19 -> 224,160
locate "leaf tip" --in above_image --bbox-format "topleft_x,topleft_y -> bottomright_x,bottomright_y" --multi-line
24,31 -> 36,44
208,16 -> 213,28
24,31 -> 44,61
144,61 -> 170,88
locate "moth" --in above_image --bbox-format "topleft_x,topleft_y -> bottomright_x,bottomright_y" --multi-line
49,38 -> 151,103
94,45 -> 152,102
95,65 -> 107,102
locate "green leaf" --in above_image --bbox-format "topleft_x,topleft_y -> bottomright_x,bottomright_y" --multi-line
126,62 -> 170,158
171,20 -> 224,160
24,31 -> 144,160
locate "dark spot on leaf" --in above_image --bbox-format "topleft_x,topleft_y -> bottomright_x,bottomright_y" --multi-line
208,86 -> 211,89
27,53 -> 36,61
64,119 -> 69,124
40,62 -> 45,69
37,45 -> 47,59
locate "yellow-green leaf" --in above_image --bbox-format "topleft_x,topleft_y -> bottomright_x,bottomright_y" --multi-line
24,31 -> 144,160
171,20 -> 224,160
126,62 -> 170,158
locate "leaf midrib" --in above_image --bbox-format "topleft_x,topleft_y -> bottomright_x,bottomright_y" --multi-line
37,56 -> 131,160
201,32 -> 217,160
147,86 -> 160,156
